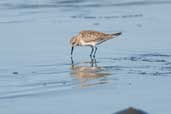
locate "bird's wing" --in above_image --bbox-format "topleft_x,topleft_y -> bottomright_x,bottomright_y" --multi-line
78,30 -> 113,42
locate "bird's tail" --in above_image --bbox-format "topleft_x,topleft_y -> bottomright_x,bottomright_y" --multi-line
111,32 -> 122,36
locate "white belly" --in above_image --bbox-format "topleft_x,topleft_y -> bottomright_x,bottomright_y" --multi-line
80,39 -> 107,47
80,39 -> 96,47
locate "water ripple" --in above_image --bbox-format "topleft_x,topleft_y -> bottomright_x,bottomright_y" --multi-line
1,0 -> 171,10
1,51 -> 171,99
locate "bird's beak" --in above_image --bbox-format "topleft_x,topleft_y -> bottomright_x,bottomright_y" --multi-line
71,46 -> 74,56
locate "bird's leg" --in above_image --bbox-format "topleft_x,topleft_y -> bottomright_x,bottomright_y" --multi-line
93,47 -> 97,58
90,58 -> 97,67
90,46 -> 94,59
94,58 -> 97,67
91,59 -> 94,67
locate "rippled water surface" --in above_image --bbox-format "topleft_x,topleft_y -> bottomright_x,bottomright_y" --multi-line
0,0 -> 171,114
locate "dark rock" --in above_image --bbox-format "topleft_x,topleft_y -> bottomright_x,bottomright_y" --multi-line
114,107 -> 147,114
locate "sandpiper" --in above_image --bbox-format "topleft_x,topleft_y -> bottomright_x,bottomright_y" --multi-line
70,30 -> 121,58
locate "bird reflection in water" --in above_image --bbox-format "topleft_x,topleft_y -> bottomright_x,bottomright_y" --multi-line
70,57 -> 111,88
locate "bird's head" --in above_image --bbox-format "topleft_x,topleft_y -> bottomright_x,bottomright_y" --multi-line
70,36 -> 77,47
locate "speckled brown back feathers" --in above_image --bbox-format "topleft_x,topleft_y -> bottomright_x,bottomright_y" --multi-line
77,30 -> 114,43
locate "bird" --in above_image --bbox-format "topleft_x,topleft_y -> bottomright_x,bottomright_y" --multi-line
70,30 -> 122,58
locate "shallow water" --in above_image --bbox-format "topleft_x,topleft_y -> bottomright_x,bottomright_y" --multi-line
0,0 -> 171,114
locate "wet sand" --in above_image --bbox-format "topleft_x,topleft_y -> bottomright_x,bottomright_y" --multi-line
0,0 -> 171,114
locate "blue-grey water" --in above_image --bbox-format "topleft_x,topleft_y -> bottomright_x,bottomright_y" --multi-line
0,0 -> 171,114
